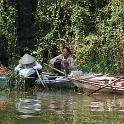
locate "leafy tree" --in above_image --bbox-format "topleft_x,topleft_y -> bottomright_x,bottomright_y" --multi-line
0,0 -> 123,75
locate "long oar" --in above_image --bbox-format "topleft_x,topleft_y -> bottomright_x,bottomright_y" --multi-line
36,69 -> 47,88
44,63 -> 65,75
88,77 -> 122,96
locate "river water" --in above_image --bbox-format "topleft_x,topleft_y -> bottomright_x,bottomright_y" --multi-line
0,89 -> 124,124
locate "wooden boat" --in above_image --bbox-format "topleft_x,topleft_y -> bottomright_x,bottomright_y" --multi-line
35,74 -> 75,89
70,75 -> 124,94
0,73 -> 74,90
0,65 -> 75,89
0,67 -> 9,89
0,75 -> 9,89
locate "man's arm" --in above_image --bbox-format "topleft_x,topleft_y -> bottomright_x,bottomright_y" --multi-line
14,64 -> 22,71
33,62 -> 42,70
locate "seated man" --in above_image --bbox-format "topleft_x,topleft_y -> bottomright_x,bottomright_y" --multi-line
14,53 -> 42,87
50,47 -> 75,75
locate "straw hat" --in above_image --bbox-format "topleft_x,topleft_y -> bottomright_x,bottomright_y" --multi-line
19,54 -> 36,64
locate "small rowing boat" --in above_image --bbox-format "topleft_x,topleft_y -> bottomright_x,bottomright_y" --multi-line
0,67 -> 9,89
0,75 -> 9,89
35,74 -> 74,89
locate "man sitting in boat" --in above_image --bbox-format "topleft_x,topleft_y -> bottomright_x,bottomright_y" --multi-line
50,47 -> 75,75
14,53 -> 42,87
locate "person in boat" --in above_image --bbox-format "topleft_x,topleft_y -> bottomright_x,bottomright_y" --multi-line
50,47 -> 74,75
14,53 -> 42,87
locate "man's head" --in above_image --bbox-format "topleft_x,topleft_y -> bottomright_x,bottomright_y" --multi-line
62,47 -> 72,58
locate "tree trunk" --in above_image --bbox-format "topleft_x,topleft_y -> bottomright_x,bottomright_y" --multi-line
14,0 -> 38,55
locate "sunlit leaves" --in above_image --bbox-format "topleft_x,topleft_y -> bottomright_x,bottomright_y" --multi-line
0,0 -> 123,75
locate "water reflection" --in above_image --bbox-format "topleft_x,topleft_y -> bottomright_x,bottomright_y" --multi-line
0,90 -> 124,124
36,91 -> 76,119
89,94 -> 124,112
90,101 -> 104,111
0,91 -> 9,110
16,97 -> 41,114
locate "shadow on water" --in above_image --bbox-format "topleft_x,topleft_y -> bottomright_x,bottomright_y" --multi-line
0,89 -> 124,124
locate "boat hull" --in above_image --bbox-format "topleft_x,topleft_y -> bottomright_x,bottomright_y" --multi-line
72,79 -> 124,94
0,76 -> 9,89
45,80 -> 74,89
36,79 -> 74,89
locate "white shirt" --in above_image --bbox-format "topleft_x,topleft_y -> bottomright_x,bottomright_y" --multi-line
14,61 -> 42,77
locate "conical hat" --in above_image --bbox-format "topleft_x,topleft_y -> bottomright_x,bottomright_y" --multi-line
19,54 -> 36,64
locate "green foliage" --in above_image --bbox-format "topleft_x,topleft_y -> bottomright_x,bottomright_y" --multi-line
92,0 -> 124,75
33,0 -> 124,75
5,71 -> 26,90
0,0 -> 124,75
34,0 -> 76,61
0,0 -> 16,60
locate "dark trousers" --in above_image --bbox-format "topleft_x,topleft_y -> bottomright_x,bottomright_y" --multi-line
26,70 -> 41,88
53,62 -> 69,76
54,62 -> 63,76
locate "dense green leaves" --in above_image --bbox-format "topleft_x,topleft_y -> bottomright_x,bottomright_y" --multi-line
0,0 -> 123,75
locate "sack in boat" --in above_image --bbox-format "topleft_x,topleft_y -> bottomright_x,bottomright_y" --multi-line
68,70 -> 83,77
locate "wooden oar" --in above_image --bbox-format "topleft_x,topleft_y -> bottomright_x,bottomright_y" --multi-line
42,72 -> 55,76
44,63 -> 65,75
88,77 -> 122,96
36,69 -> 47,88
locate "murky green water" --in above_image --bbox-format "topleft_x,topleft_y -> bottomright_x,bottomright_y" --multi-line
0,89 -> 124,124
